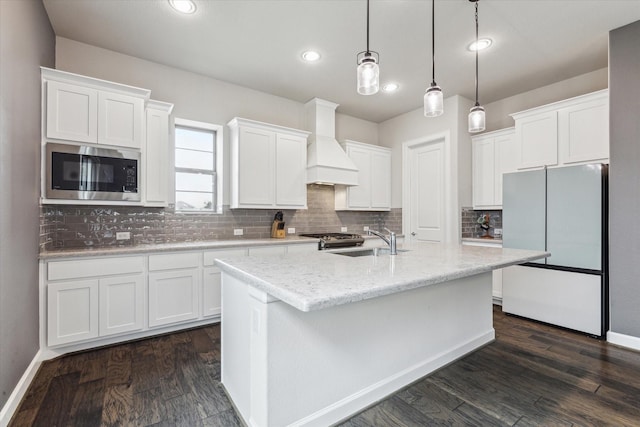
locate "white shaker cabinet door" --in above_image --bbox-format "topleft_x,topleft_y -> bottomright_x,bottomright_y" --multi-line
370,150 -> 391,210
202,248 -> 247,318
347,147 -> 372,208
46,80 -> 98,144
144,103 -> 172,206
47,279 -> 99,346
515,111 -> 558,169
148,269 -> 200,327
98,91 -> 145,149
559,95 -> 609,164
494,131 -> 517,206
275,133 -> 307,208
99,275 -> 144,336
203,267 -> 222,318
237,126 -> 275,207
472,138 -> 495,208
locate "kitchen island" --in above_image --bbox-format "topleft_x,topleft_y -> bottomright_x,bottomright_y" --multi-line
215,242 -> 548,427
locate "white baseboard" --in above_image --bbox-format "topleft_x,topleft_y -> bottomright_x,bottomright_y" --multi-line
0,350 -> 44,427
290,330 -> 495,427
607,331 -> 640,352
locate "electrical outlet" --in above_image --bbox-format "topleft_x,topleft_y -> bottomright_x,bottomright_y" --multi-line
341,226 -> 348,232
116,231 -> 131,240
363,226 -> 370,231
288,227 -> 295,234
234,228 -> 244,236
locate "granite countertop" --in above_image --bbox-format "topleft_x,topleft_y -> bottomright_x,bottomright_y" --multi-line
461,237 -> 503,244
39,236 -> 319,260
214,242 -> 548,312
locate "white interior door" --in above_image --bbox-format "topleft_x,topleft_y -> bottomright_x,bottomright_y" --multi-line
403,135 -> 448,243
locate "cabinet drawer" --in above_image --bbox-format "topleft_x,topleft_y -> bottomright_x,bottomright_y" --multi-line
203,249 -> 246,266
149,252 -> 200,271
48,256 -> 144,281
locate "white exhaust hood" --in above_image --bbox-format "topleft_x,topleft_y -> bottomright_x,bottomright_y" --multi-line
305,98 -> 359,186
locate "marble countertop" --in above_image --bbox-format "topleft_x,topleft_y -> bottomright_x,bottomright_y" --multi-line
39,236 -> 319,260
215,242 -> 548,312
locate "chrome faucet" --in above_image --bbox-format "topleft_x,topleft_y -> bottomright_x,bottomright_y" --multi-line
368,228 -> 397,255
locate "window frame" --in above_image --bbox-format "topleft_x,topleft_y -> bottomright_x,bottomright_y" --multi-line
173,117 -> 223,214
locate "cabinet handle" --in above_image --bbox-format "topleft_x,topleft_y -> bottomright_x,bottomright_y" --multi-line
411,232 -> 416,236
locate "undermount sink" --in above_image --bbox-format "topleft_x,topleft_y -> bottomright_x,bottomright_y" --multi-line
331,248 -> 409,257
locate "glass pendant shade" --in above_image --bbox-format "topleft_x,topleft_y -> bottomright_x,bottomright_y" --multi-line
357,56 -> 379,95
468,105 -> 486,133
424,84 -> 444,117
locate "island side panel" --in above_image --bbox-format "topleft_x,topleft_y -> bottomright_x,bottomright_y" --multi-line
222,271 -> 494,427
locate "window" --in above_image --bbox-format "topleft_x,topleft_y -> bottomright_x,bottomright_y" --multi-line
174,118 -> 223,213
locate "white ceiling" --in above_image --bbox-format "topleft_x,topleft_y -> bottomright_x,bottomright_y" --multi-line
42,0 -> 640,123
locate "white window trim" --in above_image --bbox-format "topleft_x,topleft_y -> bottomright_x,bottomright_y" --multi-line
173,117 -> 224,214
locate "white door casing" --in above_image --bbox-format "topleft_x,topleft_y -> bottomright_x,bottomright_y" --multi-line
402,132 -> 452,244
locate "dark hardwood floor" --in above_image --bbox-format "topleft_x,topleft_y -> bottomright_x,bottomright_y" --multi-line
10,306 -> 640,426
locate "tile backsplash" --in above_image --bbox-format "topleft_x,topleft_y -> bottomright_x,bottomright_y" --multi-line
40,184 -> 402,251
461,207 -> 502,239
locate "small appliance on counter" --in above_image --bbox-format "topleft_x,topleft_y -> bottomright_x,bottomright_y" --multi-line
271,211 -> 286,238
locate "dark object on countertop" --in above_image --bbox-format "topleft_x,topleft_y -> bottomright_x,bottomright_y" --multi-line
271,211 -> 285,238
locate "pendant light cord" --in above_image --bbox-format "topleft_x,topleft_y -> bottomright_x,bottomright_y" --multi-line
474,0 -> 479,106
366,0 -> 370,54
431,0 -> 436,85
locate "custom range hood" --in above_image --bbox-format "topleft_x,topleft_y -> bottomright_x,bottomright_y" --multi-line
305,98 -> 359,186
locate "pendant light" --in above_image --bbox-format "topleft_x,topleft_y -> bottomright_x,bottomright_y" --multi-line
357,0 -> 379,95
468,0 -> 486,133
424,0 -> 443,117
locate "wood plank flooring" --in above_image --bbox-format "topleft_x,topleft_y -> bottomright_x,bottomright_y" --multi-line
10,306 -> 640,426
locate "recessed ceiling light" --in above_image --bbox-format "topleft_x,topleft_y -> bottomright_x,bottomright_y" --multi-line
301,51 -> 321,62
169,0 -> 196,14
382,83 -> 399,93
468,38 -> 492,51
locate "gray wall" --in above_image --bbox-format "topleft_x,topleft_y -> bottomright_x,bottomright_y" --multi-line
0,0 -> 55,408
609,20 -> 640,338
482,68 -> 608,132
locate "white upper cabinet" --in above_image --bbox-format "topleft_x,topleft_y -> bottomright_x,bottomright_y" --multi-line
335,140 -> 391,211
228,117 -> 310,209
144,100 -> 174,207
97,91 -> 145,149
46,80 -> 98,144
514,111 -> 558,169
43,67 -> 150,149
511,89 -> 608,170
472,128 -> 517,209
558,92 -> 609,164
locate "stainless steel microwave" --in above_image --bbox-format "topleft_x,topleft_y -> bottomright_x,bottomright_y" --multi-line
46,143 -> 141,202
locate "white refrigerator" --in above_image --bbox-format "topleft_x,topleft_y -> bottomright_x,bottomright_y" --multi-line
502,164 -> 608,337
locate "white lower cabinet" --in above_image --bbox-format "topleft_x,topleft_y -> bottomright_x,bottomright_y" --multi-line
148,269 -> 200,327
203,248 -> 247,318
47,279 -> 99,346
148,252 -> 200,327
42,242 -> 318,352
99,275 -> 144,336
46,255 -> 145,347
